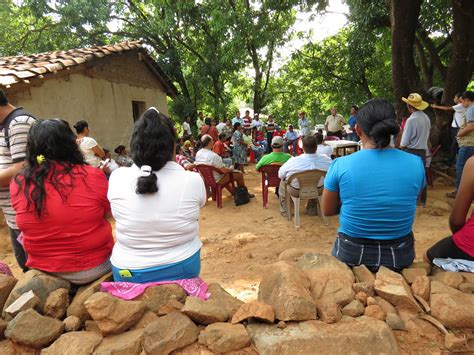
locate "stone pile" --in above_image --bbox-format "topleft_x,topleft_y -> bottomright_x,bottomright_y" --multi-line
0,250 -> 473,354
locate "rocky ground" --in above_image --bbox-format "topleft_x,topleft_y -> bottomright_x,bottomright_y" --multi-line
0,163 -> 473,354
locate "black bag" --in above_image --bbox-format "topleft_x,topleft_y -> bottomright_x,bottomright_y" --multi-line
234,186 -> 250,206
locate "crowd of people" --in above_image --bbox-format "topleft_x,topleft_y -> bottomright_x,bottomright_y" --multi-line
0,86 -> 472,288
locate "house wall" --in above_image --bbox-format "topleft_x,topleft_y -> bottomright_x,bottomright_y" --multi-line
8,52 -> 169,151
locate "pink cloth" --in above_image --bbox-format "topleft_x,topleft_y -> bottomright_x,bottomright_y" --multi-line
0,262 -> 13,276
100,277 -> 210,300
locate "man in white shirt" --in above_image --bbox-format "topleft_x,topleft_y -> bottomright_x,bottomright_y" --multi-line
195,135 -> 253,196
196,112 -> 204,130
325,107 -> 345,138
278,135 -> 332,216
182,116 -> 192,137
232,110 -> 243,126
431,92 -> 465,166
216,118 -> 227,133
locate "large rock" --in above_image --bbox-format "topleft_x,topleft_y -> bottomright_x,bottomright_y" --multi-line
132,311 -> 159,329
143,312 -> 198,354
0,339 -> 40,355
430,281 -> 474,328
2,270 -> 70,317
374,266 -> 422,312
206,283 -> 243,319
352,265 -> 375,283
198,323 -> 251,353
43,288 -> 69,319
0,275 -> 17,311
247,317 -> 399,355
93,328 -> 144,355
4,290 -> 39,319
411,276 -> 430,302
297,254 -> 355,307
258,261 -> 316,321
231,301 -> 275,324
67,272 -> 112,321
181,297 -> 228,325
5,309 -> 64,348
402,268 -> 427,285
432,271 -> 464,289
136,284 -> 186,313
459,282 -> 474,294
84,292 -> 146,336
41,331 -> 102,355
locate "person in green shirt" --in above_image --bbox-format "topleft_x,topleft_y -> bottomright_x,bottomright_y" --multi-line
256,136 -> 291,170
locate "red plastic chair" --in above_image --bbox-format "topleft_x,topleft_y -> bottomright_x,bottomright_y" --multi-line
324,135 -> 340,141
248,149 -> 256,163
195,165 -> 234,208
259,164 -> 282,208
426,144 -> 442,187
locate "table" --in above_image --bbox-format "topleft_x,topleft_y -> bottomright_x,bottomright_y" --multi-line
324,139 -> 360,157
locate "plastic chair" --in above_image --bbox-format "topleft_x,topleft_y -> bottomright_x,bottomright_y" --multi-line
248,149 -> 256,163
259,164 -> 282,208
195,165 -> 234,208
284,169 -> 328,229
425,144 -> 442,187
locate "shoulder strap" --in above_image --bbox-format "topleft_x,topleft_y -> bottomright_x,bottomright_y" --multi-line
0,107 -> 36,148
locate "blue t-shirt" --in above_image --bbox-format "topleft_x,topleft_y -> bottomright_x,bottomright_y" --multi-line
348,115 -> 357,129
324,149 -> 425,240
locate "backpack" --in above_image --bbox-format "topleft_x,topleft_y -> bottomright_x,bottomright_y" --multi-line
234,186 -> 250,206
0,107 -> 36,149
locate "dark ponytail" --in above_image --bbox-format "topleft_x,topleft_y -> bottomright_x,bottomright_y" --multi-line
356,99 -> 400,148
73,120 -> 89,134
131,108 -> 177,194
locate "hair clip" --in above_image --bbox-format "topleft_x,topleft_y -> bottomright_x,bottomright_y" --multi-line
139,165 -> 152,177
36,155 -> 46,165
148,107 -> 160,114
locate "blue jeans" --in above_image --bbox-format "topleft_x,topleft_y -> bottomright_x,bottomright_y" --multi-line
456,146 -> 474,188
284,140 -> 297,156
112,250 -> 201,283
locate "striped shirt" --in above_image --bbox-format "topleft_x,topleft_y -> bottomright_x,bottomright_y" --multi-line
1,113 -> 35,229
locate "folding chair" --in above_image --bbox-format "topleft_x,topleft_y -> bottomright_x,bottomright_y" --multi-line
284,169 -> 328,229
195,165 -> 234,208
259,164 -> 282,208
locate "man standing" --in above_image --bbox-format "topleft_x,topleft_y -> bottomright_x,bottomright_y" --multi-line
232,110 -> 243,126
182,116 -> 192,137
298,111 -> 310,137
400,93 -> 431,204
283,124 -> 299,157
242,110 -> 252,131
196,112 -> 205,130
431,93 -> 465,167
449,91 -> 474,198
347,105 -> 359,142
278,135 -> 332,216
0,90 -> 36,271
216,118 -> 227,133
256,136 -> 291,170
325,107 -> 345,138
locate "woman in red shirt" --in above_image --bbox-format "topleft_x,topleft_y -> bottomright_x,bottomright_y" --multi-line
10,119 -> 113,284
425,156 -> 474,263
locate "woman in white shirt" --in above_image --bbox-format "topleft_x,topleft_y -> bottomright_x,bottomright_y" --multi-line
74,120 -> 105,167
108,108 -> 206,283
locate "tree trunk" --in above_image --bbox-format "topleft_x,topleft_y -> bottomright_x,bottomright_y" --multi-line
435,0 -> 474,147
389,0 -> 423,119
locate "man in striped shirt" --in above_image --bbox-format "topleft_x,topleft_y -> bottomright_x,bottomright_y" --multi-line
0,90 -> 36,271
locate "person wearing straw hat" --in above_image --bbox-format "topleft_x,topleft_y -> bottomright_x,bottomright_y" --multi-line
400,93 -> 431,205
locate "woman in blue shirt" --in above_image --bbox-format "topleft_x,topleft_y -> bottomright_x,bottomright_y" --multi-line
321,99 -> 425,271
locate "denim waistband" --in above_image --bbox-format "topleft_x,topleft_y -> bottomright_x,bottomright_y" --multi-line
338,232 -> 414,246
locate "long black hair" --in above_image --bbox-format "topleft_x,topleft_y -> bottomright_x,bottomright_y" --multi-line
131,108 -> 177,194
14,119 -> 87,218
356,99 -> 400,148
73,120 -> 88,134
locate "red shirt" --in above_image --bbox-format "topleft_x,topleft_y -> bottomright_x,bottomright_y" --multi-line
200,125 -> 219,142
453,212 -> 474,256
212,141 -> 226,157
10,164 -> 114,272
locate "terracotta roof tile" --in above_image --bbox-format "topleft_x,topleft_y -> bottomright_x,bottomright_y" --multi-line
0,40 -> 143,88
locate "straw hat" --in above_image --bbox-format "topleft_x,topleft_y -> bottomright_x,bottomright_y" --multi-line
402,93 -> 429,110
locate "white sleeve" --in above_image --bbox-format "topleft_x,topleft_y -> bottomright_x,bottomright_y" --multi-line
82,137 -> 98,149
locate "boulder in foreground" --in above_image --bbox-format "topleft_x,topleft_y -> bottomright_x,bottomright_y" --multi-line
198,322 -> 251,353
247,316 -> 399,355
41,331 -> 102,355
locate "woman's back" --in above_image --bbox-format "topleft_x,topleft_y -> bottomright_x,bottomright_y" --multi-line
324,149 -> 425,239
108,162 -> 206,269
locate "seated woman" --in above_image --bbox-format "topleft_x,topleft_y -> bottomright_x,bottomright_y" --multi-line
74,120 -> 105,168
321,99 -> 426,272
108,108 -> 207,283
10,119 -> 113,284
425,157 -> 474,263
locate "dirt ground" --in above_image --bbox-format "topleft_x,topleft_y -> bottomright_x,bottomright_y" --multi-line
0,163 -> 472,353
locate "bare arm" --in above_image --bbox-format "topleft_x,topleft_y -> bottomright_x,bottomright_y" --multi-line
0,161 -> 24,187
457,122 -> 474,137
431,104 -> 454,111
449,157 -> 474,233
92,145 -> 105,159
321,189 -> 341,216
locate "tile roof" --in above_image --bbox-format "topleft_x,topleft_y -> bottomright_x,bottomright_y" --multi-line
0,40 -> 177,97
